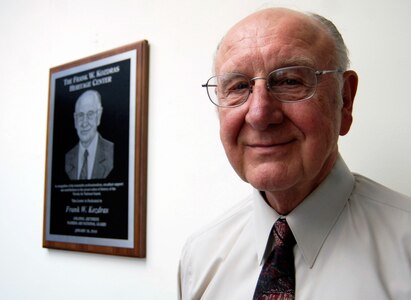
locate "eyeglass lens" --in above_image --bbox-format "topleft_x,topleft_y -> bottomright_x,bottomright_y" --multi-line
207,66 -> 318,107
75,110 -> 97,121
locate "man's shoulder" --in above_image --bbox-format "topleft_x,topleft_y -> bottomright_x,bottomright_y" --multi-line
65,144 -> 79,160
189,196 -> 253,244
98,135 -> 114,150
352,173 -> 411,213
179,195 -> 254,296
179,195 -> 256,299
181,196 -> 253,263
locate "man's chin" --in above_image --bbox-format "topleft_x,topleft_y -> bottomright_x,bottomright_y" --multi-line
243,166 -> 299,193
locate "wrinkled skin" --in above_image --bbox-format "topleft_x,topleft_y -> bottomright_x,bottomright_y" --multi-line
215,8 -> 358,214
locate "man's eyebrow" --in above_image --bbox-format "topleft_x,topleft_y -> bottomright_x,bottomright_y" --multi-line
216,56 -> 318,76
275,57 -> 316,68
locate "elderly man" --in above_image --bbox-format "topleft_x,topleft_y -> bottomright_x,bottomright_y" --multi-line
65,89 -> 114,180
178,8 -> 411,300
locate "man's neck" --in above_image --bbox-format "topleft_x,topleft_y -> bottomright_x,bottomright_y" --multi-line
263,152 -> 338,215
80,134 -> 99,149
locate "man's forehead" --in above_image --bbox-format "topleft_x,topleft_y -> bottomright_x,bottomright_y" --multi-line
222,8 -> 319,44
216,8 -> 330,70
76,94 -> 99,111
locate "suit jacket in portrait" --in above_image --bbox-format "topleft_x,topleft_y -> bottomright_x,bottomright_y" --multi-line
65,135 -> 114,180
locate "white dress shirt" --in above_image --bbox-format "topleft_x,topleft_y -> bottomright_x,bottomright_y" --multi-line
178,157 -> 411,299
77,134 -> 98,179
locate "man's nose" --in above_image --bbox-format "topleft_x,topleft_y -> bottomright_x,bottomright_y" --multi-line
80,118 -> 90,127
244,80 -> 284,130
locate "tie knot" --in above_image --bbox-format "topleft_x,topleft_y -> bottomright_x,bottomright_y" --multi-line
84,149 -> 89,158
273,218 -> 296,248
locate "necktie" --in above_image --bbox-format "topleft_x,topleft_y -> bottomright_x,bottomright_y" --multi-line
79,150 -> 88,180
253,218 -> 297,300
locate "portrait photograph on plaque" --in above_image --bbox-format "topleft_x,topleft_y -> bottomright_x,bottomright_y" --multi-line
43,41 -> 148,257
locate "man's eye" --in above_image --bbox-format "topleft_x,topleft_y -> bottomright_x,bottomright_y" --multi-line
228,81 -> 250,91
87,111 -> 96,118
270,77 -> 303,87
283,79 -> 302,85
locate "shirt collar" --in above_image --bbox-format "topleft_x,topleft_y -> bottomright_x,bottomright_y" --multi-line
79,133 -> 99,156
253,156 -> 355,268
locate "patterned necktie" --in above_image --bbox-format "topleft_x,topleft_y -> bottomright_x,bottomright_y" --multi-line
253,218 -> 297,300
79,150 -> 88,180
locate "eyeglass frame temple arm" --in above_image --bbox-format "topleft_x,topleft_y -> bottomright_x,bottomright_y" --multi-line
315,69 -> 343,76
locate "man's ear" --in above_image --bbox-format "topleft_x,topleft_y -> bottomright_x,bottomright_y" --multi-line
339,70 -> 358,136
97,108 -> 103,126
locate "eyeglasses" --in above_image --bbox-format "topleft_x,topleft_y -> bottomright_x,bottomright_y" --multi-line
202,66 -> 343,108
74,110 -> 98,122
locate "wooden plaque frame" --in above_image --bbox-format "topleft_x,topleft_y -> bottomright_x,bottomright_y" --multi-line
43,41 -> 148,257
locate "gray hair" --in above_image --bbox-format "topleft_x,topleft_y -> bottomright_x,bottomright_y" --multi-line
307,12 -> 350,71
307,12 -> 350,107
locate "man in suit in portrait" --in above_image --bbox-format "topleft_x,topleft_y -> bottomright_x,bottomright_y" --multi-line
65,89 -> 114,180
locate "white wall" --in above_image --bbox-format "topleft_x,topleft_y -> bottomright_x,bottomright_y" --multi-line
1,0 -> 410,299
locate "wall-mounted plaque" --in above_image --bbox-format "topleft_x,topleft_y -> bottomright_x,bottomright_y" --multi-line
43,40 -> 149,257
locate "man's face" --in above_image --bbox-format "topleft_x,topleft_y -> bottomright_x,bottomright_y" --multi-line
215,9 -> 356,200
74,93 -> 102,148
